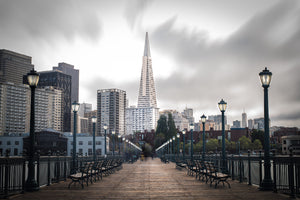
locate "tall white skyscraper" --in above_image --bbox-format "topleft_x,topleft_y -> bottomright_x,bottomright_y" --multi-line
242,112 -> 247,128
125,32 -> 159,134
137,32 -> 157,108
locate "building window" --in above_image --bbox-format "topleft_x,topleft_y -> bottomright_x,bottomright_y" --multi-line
79,149 -> 83,155
96,149 -> 102,155
88,148 -> 92,155
14,148 -> 18,156
96,141 -> 101,145
7,141 -> 11,145
0,141 -> 2,145
88,141 -> 92,145
15,141 -> 19,145
283,140 -> 286,144
79,141 -> 83,145
70,142 -> 73,145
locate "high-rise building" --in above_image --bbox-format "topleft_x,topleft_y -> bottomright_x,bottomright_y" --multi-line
242,112 -> 247,128
248,119 -> 254,129
53,62 -> 79,103
137,32 -> 157,108
232,120 -> 241,128
125,32 -> 159,135
97,89 -> 126,136
0,83 -> 63,135
84,110 -> 97,135
182,108 -> 195,125
160,110 -> 189,131
0,49 -> 33,85
38,71 -> 72,132
78,103 -> 92,117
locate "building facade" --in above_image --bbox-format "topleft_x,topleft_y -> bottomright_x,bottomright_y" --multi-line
125,106 -> 159,135
53,62 -> 79,103
182,108 -> 194,125
38,71 -> 72,132
97,89 -> 126,136
242,112 -> 247,128
0,49 -> 34,85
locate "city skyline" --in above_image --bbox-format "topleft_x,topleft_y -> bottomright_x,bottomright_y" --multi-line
0,0 -> 299,128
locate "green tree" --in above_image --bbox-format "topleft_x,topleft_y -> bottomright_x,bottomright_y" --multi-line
166,113 -> 177,139
156,115 -> 168,136
206,139 -> 219,152
252,139 -> 263,150
239,136 -> 252,150
251,129 -> 264,147
154,133 -> 165,149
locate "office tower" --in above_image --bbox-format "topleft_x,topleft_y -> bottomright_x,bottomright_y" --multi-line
78,103 -> 92,117
137,32 -> 157,108
248,119 -> 254,129
0,83 -> 30,135
242,112 -> 247,128
160,110 -> 189,131
53,62 -> 79,103
84,110 -> 97,135
125,32 -> 159,134
97,89 -> 126,136
232,120 -> 241,128
182,107 -> 195,125
0,49 -> 34,85
38,71 -> 72,132
0,83 -> 63,135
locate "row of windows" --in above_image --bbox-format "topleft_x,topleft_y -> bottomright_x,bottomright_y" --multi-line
70,141 -> 101,145
0,141 -> 20,145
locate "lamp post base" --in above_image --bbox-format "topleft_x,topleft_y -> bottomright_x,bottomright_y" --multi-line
260,179 -> 274,191
25,179 -> 39,192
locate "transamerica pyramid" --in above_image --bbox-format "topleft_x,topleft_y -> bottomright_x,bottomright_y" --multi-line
137,32 -> 157,108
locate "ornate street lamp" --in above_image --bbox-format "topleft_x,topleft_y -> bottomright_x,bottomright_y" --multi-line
103,125 -> 108,155
25,69 -> 39,191
122,137 -> 125,155
172,136 -> 175,160
176,133 -> 180,157
169,139 -> 172,154
190,123 -> 194,161
259,67 -> 274,190
182,130 -> 186,160
91,116 -> 97,161
112,131 -> 115,156
71,101 -> 80,174
218,99 -> 227,173
201,114 -> 207,160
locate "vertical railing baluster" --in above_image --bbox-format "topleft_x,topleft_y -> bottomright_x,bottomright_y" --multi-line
259,150 -> 262,187
47,151 -> 51,186
232,155 -> 235,180
288,148 -> 296,198
272,150 -> 277,193
248,150 -> 251,185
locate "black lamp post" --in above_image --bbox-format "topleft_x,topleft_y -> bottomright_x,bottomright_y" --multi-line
218,99 -> 227,173
92,116 -> 97,161
190,123 -> 194,161
182,130 -> 186,160
201,114 -> 207,160
118,135 -> 121,155
172,136 -> 175,160
177,133 -> 180,157
25,68 -> 40,191
71,101 -> 80,174
112,131 -> 115,156
169,139 -> 172,154
104,125 -> 107,155
259,67 -> 274,190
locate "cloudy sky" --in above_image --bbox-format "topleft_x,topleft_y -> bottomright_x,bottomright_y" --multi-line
1,0 -> 299,128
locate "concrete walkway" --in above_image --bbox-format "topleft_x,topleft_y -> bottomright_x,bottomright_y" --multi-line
11,158 -> 292,200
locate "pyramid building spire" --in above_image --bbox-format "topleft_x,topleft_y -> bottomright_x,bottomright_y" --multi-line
138,32 -> 157,108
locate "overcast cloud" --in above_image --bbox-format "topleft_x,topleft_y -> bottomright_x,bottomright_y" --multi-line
0,0 -> 299,127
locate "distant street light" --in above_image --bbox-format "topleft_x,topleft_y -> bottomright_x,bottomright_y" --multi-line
182,130 -> 186,160
259,67 -> 274,190
118,135 -> 121,155
112,131 -> 115,156
177,133 -> 180,157
71,101 -> 80,174
201,114 -> 207,160
104,125 -> 108,155
25,69 -> 40,191
218,99 -> 227,173
190,123 -> 194,161
92,116 -> 97,161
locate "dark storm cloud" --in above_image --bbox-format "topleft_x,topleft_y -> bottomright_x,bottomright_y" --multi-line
0,0 -> 102,45
150,0 -> 300,126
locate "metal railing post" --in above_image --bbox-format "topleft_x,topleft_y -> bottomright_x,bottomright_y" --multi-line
248,150 -> 251,185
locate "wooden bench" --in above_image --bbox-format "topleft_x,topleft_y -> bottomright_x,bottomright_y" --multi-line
175,158 -> 186,170
205,162 -> 231,188
68,162 -> 91,189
